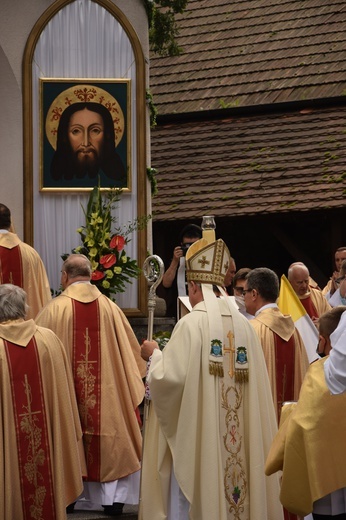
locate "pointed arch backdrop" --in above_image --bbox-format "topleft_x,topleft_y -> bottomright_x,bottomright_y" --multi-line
23,0 -> 148,315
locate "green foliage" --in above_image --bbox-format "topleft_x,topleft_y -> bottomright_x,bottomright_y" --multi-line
144,0 -> 188,56
146,89 -> 158,128
153,330 -> 171,350
147,166 -> 159,196
219,98 -> 240,109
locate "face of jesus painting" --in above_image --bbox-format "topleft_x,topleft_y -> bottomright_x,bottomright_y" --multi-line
50,102 -> 126,186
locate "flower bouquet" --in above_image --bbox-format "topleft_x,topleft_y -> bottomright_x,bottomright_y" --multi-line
63,184 -> 150,300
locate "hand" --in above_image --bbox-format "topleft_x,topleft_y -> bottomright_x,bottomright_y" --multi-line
340,277 -> 346,298
312,317 -> 319,328
141,340 -> 159,361
330,270 -> 340,294
172,245 -> 184,262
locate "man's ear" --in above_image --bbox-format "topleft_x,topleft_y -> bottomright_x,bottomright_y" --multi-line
319,335 -> 326,349
318,334 -> 330,357
190,281 -> 197,293
324,336 -> 333,356
251,288 -> 258,300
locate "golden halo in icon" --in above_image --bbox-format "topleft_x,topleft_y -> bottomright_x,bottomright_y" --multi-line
45,84 -> 125,150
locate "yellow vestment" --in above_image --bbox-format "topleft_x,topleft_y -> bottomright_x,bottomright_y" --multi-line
250,306 -> 309,422
265,357 -> 346,517
36,283 -> 146,482
0,232 -> 51,319
299,287 -> 331,317
0,319 -> 84,520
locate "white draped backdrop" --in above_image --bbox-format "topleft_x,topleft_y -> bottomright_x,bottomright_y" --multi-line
32,0 -> 140,308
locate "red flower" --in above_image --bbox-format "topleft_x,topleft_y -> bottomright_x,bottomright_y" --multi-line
99,253 -> 116,269
91,270 -> 105,281
110,235 -> 125,252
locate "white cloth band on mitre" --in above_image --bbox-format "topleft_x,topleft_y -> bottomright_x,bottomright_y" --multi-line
187,238 -> 249,381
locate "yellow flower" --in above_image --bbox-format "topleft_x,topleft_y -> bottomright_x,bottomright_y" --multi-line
105,270 -> 114,279
77,227 -> 83,234
102,280 -> 110,289
121,255 -> 127,263
114,267 -> 122,274
91,213 -> 103,223
89,247 -> 98,258
87,239 -> 95,247
91,259 -> 99,270
74,246 -> 83,253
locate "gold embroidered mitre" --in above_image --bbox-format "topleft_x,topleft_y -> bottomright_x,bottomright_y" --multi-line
186,238 -> 231,286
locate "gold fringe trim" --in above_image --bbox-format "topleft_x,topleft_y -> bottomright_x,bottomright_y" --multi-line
235,369 -> 248,383
209,361 -> 224,377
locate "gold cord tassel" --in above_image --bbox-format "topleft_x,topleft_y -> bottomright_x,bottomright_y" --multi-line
235,369 -> 248,383
209,361 -> 224,377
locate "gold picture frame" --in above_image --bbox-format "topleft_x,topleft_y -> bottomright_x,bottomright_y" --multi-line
40,78 -> 131,192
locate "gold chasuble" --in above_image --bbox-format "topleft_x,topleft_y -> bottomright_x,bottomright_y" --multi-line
265,357 -> 346,517
0,232 -> 51,319
250,307 -> 309,422
36,283 -> 146,483
298,287 -> 331,319
0,319 -> 84,520
141,299 -> 283,520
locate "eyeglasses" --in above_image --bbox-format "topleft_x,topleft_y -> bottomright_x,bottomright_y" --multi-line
242,289 -> 253,296
234,286 -> 245,293
336,276 -> 346,285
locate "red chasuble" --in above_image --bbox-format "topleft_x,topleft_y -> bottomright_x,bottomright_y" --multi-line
0,245 -> 23,286
5,338 -> 56,520
300,296 -> 318,320
274,333 -> 295,421
72,299 -> 101,481
274,333 -> 297,520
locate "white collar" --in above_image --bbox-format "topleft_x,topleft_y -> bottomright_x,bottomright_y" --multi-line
255,302 -> 278,317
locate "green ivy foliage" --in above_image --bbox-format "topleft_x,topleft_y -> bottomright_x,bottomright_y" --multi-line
143,0 -> 188,56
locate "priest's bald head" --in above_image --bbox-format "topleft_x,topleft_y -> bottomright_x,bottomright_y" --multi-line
61,254 -> 92,289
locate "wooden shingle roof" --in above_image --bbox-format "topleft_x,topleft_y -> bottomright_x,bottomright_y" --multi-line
150,1 -> 346,222
151,104 -> 346,220
149,0 -> 346,114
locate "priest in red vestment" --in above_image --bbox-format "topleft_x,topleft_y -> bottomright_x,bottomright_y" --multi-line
0,203 -> 51,319
244,268 -> 309,422
36,253 -> 146,515
0,283 -> 84,520
244,267 -> 310,520
287,263 -> 331,323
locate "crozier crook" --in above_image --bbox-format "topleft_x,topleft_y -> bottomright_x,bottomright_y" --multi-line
143,255 -> 164,341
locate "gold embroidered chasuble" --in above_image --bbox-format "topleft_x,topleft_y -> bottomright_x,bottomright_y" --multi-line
36,283 -> 146,482
141,299 -> 283,520
265,357 -> 346,517
0,319 -> 84,520
299,287 -> 331,318
0,232 -> 51,320
250,307 -> 309,422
